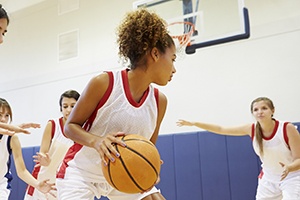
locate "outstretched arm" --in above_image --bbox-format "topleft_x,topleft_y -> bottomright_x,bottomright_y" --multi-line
0,122 -> 40,135
176,119 -> 252,136
10,135 -> 56,197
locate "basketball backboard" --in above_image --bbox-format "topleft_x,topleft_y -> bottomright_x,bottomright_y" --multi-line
133,0 -> 250,54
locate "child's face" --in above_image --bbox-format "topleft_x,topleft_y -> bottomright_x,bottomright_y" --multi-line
0,106 -> 10,123
0,18 -> 8,44
61,97 -> 77,121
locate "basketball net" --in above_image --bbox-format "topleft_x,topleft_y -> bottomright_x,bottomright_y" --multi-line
168,21 -> 195,59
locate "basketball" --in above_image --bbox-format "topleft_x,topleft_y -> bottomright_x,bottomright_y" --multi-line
101,134 -> 161,194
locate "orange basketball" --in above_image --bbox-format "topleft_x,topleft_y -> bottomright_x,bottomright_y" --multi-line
101,134 -> 161,194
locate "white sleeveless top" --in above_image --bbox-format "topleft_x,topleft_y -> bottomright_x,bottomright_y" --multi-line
0,134 -> 13,188
252,120 -> 300,182
57,69 -> 159,182
25,117 -> 73,198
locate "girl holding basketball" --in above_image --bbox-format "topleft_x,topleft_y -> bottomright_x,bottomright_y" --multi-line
24,90 -> 80,200
56,8 -> 176,200
0,98 -> 56,199
177,97 -> 300,200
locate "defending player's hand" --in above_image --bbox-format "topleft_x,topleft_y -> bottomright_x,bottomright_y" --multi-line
36,179 -> 56,197
279,162 -> 290,181
8,123 -> 41,134
97,132 -> 127,166
19,123 -> 41,129
33,152 -> 51,167
0,127 -> 15,136
176,119 -> 193,127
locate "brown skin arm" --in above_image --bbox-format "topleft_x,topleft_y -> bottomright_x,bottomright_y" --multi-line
150,91 -> 167,145
64,73 -> 126,165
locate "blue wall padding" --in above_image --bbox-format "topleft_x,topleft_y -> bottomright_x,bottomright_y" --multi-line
173,133 -> 203,200
226,136 -> 260,200
156,134 -> 177,200
8,122 -> 300,200
198,132 -> 231,200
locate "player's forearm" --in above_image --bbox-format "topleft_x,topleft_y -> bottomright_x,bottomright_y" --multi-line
0,122 -> 11,130
16,169 -> 39,188
288,158 -> 300,172
64,123 -> 99,147
191,122 -> 225,135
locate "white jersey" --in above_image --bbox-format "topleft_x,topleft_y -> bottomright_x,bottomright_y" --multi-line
25,117 -> 74,200
0,134 -> 12,194
252,120 -> 300,182
57,69 -> 159,183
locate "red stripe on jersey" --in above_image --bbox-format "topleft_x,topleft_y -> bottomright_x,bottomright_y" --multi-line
83,71 -> 114,131
122,69 -> 150,107
258,170 -> 264,179
283,122 -> 290,149
59,117 -> 65,136
26,165 -> 41,195
49,119 -> 55,139
251,123 -> 255,141
56,143 -> 83,179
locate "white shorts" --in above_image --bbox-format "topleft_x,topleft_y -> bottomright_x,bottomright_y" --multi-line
56,178 -> 161,200
0,178 -> 11,200
256,175 -> 300,200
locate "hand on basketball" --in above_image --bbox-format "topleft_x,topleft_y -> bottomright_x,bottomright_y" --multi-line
33,152 -> 51,167
176,119 -> 193,127
279,162 -> 290,181
36,179 -> 56,197
97,132 -> 127,166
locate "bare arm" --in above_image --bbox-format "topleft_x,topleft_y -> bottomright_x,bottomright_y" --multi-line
150,91 -> 167,145
33,121 -> 53,167
10,135 -> 56,196
176,119 -> 252,137
280,123 -> 300,180
64,73 -> 126,165
0,122 -> 40,135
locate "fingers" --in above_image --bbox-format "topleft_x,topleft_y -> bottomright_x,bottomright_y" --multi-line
33,152 -> 50,166
99,133 -> 127,166
19,123 -> 41,129
279,162 -> 289,181
20,129 -> 31,134
279,162 -> 285,167
176,119 -> 186,127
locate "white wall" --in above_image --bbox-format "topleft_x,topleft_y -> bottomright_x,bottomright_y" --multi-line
1,0 -> 300,147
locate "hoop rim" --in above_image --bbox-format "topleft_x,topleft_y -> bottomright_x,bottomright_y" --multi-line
168,21 -> 195,39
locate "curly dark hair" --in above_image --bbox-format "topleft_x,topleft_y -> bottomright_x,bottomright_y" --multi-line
117,8 -> 174,69
0,4 -> 9,25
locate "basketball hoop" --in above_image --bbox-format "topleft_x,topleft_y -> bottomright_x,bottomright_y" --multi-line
168,21 -> 195,58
